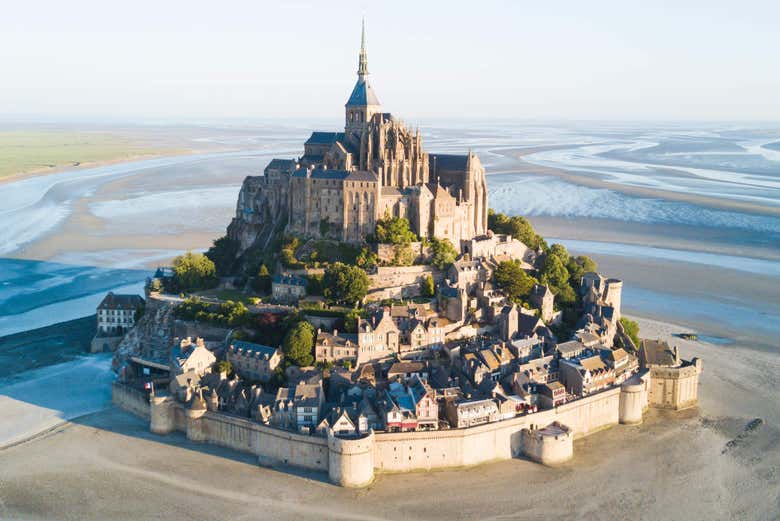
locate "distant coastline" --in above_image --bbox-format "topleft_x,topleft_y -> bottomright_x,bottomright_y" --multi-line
0,149 -> 194,186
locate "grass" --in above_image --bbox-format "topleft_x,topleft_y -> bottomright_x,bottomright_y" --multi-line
193,288 -> 258,305
0,130 -> 169,179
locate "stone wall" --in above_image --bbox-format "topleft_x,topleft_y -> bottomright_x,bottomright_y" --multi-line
649,364 -> 700,410
113,370 -> 691,487
111,382 -> 150,419
366,265 -> 442,301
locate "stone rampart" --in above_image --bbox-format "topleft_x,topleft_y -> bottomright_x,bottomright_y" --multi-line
112,374 -> 675,487
520,422 -> 573,466
111,381 -> 150,419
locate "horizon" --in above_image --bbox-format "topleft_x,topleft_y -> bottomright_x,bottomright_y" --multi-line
1,0 -> 779,123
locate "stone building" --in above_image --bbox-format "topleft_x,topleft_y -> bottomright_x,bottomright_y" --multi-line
226,340 -> 283,383
170,337 -> 216,376
227,22 -> 488,252
96,292 -> 144,335
271,273 -> 307,303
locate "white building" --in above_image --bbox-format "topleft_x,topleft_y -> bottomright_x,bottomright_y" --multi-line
96,292 -> 144,335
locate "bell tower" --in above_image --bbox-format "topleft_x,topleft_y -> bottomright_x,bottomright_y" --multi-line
345,19 -> 381,139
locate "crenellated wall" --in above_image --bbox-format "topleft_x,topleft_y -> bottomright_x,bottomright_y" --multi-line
112,366 -> 698,488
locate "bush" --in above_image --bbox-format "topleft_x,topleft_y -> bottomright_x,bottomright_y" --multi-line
620,317 -> 641,348
172,252 -> 218,292
215,360 -> 232,376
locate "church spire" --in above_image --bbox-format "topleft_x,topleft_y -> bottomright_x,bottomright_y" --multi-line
358,18 -> 369,77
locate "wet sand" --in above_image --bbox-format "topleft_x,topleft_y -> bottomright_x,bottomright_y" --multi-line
491,147 -> 780,219
0,317 -> 778,520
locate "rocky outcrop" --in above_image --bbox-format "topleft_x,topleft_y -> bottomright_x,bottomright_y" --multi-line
227,175 -> 290,255
111,296 -> 176,372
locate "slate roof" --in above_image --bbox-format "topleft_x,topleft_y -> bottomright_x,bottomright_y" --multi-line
230,340 -> 279,359
291,168 -> 351,180
97,293 -> 144,311
346,77 -> 380,106
430,154 -> 468,171
345,170 -> 378,182
266,158 -> 297,171
272,273 -> 307,286
305,132 -> 345,145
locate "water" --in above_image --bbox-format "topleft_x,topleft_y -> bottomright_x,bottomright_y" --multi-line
0,122 -> 778,345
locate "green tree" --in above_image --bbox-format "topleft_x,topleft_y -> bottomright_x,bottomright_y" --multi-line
429,238 -> 458,270
306,274 -> 324,295
344,309 -> 361,333
420,274 -> 435,298
620,317 -> 641,348
282,320 -> 315,367
374,214 -> 417,244
548,243 -> 570,264
494,261 -> 537,302
172,251 -> 217,291
355,247 -> 379,269
392,243 -> 415,266
323,262 -> 370,306
566,255 -> 598,290
252,264 -> 271,293
540,254 -> 569,290
205,236 -> 239,276
487,209 -> 547,250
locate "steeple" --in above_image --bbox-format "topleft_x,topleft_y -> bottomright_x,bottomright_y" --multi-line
358,18 -> 368,77
346,18 -> 380,136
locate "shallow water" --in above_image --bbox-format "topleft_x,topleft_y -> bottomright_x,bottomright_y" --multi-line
0,121 -> 778,345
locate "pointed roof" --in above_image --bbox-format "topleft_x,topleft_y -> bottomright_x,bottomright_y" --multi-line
346,19 -> 380,107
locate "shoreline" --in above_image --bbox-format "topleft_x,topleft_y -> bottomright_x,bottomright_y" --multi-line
0,148 -> 201,186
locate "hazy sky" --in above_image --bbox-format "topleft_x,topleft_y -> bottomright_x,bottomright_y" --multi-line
1,0 -> 778,122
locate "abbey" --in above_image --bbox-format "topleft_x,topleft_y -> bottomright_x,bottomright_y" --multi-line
228,22 -> 488,251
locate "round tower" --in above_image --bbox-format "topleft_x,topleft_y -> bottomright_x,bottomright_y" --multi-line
619,376 -> 646,425
327,428 -> 375,488
185,390 -> 208,442
150,394 -> 176,435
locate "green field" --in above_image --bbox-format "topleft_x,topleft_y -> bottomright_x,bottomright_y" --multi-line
0,130 -> 168,179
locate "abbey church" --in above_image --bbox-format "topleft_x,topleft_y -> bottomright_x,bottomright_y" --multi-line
228,22 -> 488,251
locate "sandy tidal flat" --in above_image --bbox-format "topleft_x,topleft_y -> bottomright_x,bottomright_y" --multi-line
0,318 -> 777,521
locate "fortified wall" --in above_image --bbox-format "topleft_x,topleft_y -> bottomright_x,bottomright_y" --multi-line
112,369 -> 667,488
366,265 -> 443,301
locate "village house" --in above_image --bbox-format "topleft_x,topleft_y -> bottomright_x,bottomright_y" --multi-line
387,361 -> 428,382
226,340 -> 283,383
170,337 -> 216,376
356,308 -> 400,364
556,340 -> 588,360
538,381 -> 567,408
559,355 -> 616,396
96,292 -> 144,335
315,329 -> 358,363
445,398 -> 500,429
271,273 -> 307,303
